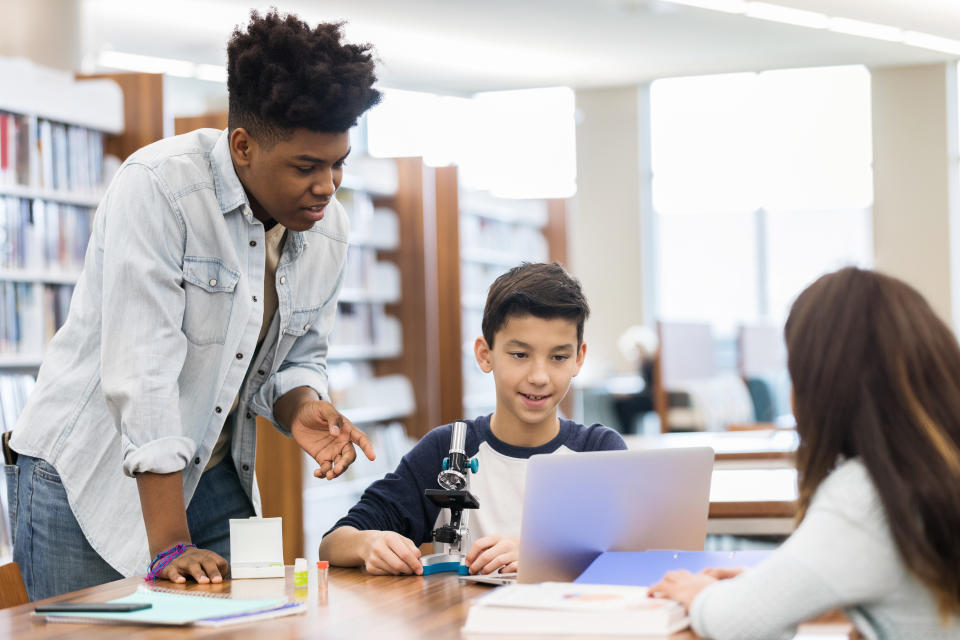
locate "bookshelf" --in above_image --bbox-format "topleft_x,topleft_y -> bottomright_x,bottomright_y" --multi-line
451,188 -> 569,422
0,59 -> 122,376
0,56 -> 124,562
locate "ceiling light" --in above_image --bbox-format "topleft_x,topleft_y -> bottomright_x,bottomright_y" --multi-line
827,17 -> 903,43
663,0 -> 960,58
744,2 -> 828,29
662,0 -> 747,14
97,50 -> 226,83
195,63 -> 227,83
903,31 -> 960,56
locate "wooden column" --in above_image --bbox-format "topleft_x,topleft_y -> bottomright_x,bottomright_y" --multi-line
434,166 -> 463,425
546,198 -> 569,267
175,112 -> 228,134
77,72 -> 166,160
375,158 -> 441,439
255,418 -> 304,563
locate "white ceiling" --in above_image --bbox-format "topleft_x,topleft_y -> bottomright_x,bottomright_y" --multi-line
81,0 -> 960,95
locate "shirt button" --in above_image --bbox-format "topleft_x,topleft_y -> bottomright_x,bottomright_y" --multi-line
246,411 -> 253,419
252,295 -> 258,302
236,353 -> 243,360
209,278 -> 217,287
303,323 -> 310,331
250,240 -> 257,247
257,369 -> 266,376
242,464 -> 250,472
194,457 -> 201,465
215,406 -> 222,414
279,276 -> 286,285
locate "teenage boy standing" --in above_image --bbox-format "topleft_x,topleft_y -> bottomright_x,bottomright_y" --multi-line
5,10 -> 379,600
319,262 -> 626,576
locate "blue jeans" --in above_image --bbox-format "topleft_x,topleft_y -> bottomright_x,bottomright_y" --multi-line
5,454 -> 255,601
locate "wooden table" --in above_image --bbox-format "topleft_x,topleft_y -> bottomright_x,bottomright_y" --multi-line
707,468 -> 798,535
1,566 -> 854,639
623,430 -> 798,466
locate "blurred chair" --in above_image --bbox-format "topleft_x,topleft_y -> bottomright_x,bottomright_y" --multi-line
654,321 -> 754,433
0,562 -> 28,609
737,322 -> 794,428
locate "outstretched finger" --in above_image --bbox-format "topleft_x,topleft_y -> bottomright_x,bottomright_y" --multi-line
346,422 -> 376,461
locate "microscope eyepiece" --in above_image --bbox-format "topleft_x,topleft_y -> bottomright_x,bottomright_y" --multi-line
437,421 -> 469,490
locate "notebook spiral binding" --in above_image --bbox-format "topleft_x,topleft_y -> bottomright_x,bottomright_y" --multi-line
143,585 -> 234,599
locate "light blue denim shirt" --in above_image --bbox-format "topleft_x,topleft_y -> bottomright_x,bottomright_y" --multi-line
10,128 -> 349,576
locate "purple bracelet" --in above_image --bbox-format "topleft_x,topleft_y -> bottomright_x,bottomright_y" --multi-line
145,542 -> 197,581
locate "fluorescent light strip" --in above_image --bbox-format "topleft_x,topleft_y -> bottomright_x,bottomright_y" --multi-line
745,2 -> 827,29
97,50 -> 226,82
827,17 -> 903,43
664,0 -> 747,13
903,31 -> 960,56
665,0 -> 960,55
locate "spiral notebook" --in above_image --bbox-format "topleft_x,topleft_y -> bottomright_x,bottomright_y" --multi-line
36,585 -> 303,627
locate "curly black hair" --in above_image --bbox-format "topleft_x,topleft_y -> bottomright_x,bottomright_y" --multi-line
227,9 -> 382,144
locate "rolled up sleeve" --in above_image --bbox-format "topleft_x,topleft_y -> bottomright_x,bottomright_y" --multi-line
99,162 -> 194,476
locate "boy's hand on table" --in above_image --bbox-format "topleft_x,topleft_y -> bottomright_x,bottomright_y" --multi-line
649,569 -> 718,611
156,547 -> 230,584
290,400 -> 376,480
361,531 -> 423,575
465,534 -> 519,575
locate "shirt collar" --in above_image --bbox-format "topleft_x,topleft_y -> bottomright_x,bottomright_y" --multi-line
210,128 -> 309,261
209,128 -> 248,216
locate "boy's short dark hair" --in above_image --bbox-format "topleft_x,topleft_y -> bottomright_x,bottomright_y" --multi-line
226,9 -> 382,145
482,262 -> 590,348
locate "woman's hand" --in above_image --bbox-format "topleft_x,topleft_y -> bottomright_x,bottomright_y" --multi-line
650,569 -> 718,610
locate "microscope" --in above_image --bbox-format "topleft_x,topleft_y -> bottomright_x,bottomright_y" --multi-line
421,421 -> 480,575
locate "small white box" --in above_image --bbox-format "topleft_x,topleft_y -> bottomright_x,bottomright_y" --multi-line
229,516 -> 285,579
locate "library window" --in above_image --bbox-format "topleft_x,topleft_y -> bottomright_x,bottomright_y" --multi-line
650,65 -> 874,336
366,86 -> 576,198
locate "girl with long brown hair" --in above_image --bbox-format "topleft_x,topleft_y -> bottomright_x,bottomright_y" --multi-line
653,267 -> 960,639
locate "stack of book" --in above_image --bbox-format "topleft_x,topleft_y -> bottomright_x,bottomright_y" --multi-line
461,582 -> 688,637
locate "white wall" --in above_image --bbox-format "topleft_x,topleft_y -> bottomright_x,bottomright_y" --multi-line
871,62 -> 960,330
0,0 -> 80,71
571,86 -> 652,380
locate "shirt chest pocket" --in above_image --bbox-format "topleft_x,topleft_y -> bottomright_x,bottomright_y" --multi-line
283,306 -> 319,337
181,257 -> 240,345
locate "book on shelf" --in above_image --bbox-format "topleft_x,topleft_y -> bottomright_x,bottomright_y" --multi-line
0,110 -> 105,193
461,582 -> 688,637
0,373 -> 35,432
0,197 -> 92,272
0,280 -> 74,355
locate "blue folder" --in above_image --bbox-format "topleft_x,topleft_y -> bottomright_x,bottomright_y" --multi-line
574,550 -> 772,587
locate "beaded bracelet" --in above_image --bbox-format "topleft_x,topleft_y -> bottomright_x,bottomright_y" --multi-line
144,542 -> 197,581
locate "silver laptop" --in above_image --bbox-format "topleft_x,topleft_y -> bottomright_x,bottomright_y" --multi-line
517,447 -> 714,584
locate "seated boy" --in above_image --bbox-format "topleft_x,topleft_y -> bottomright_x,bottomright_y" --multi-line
318,262 -> 626,575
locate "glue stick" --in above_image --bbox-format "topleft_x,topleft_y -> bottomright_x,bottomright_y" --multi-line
294,558 -> 308,586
